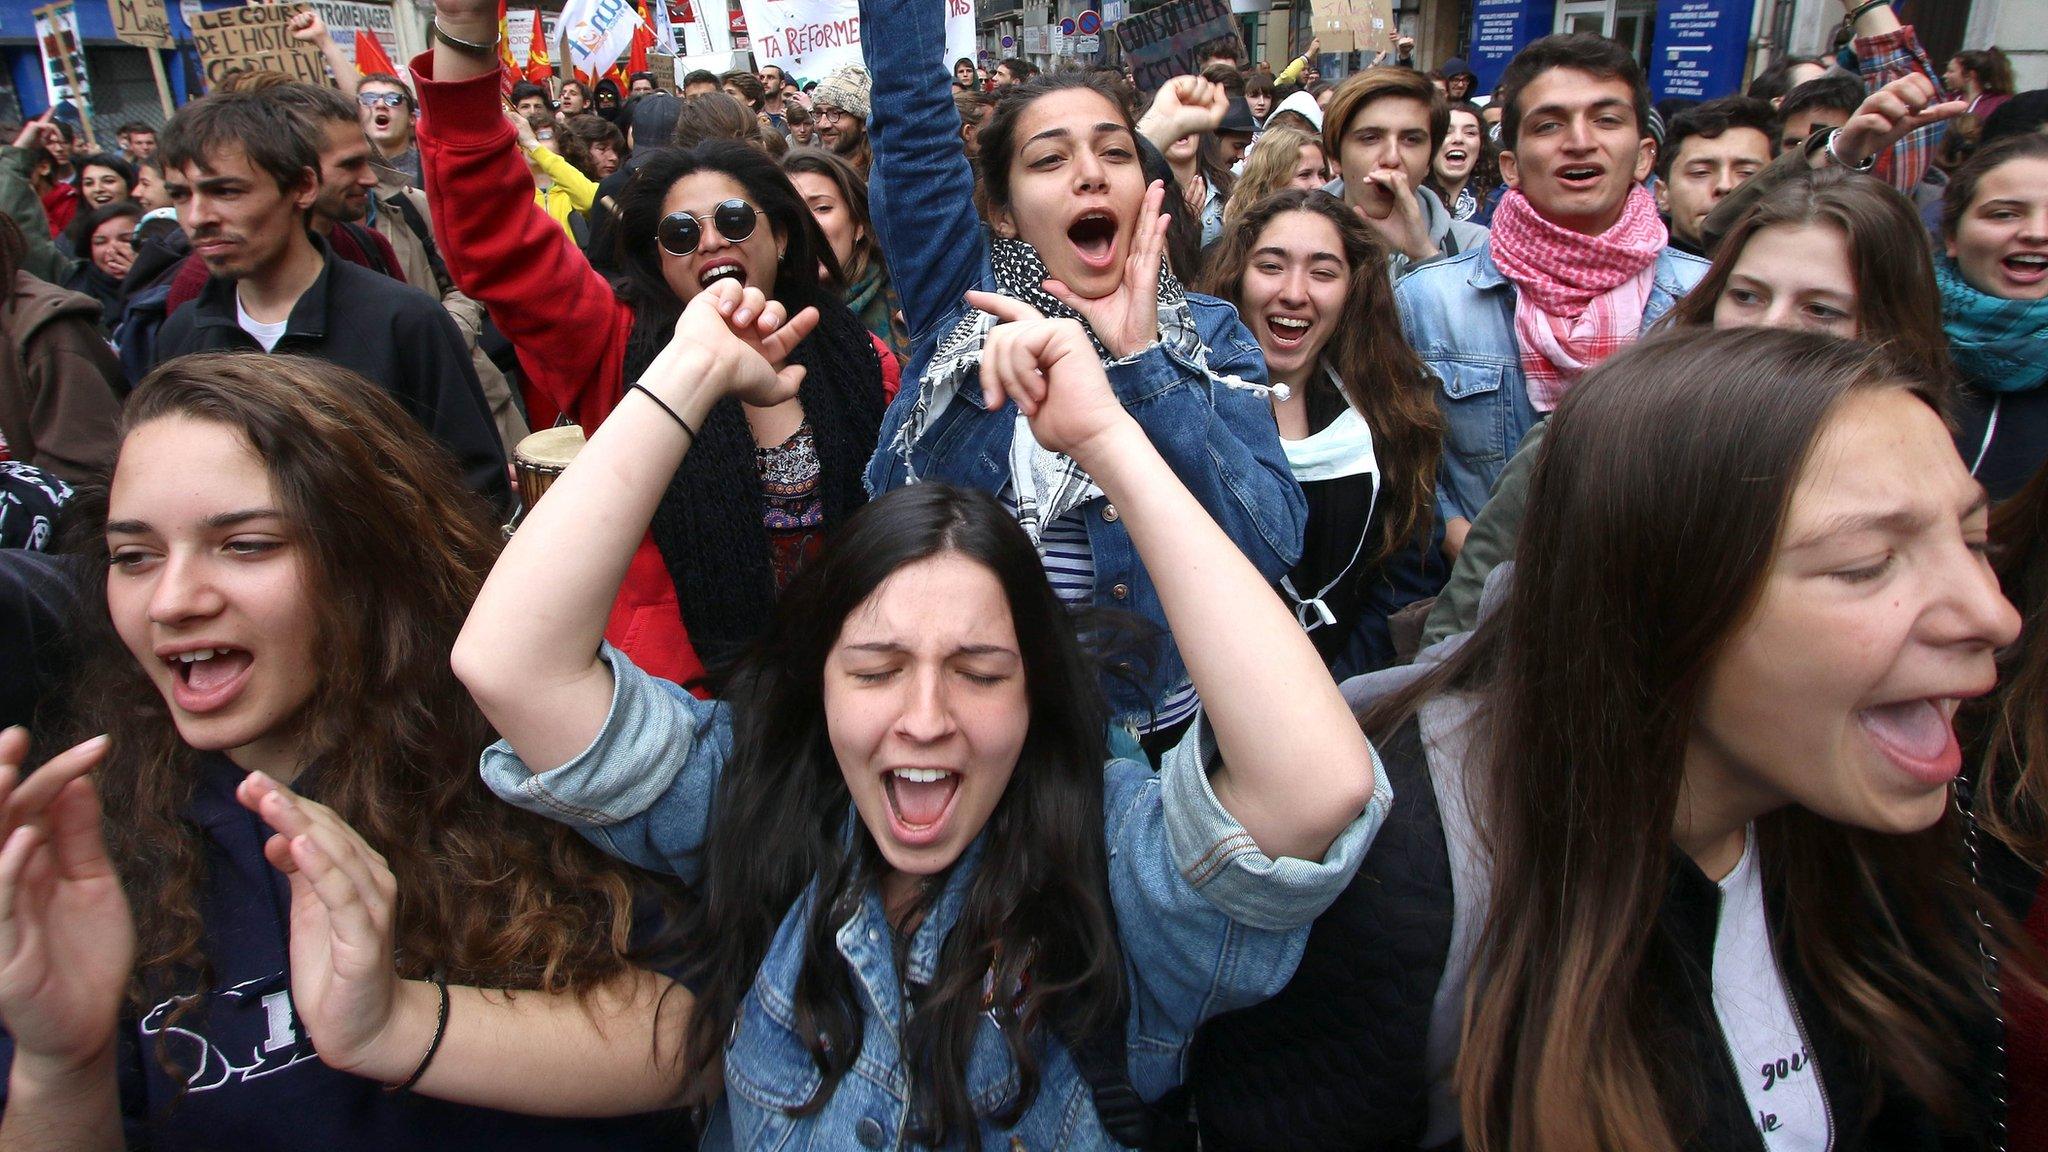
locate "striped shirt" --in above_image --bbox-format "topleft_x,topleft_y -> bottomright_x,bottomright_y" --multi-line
1004,487 -> 1199,735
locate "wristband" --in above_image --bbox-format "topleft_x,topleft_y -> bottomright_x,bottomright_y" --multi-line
1824,127 -> 1877,172
384,973 -> 450,1093
432,19 -> 499,56
629,382 -> 698,447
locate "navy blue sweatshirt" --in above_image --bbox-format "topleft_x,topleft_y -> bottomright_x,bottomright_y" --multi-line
0,754 -> 696,1149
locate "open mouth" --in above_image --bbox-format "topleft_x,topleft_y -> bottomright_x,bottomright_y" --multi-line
164,646 -> 255,714
1557,165 -> 1603,186
882,766 -> 963,847
1265,314 -> 1314,350
1444,148 -> 1469,164
2002,252 -> 2048,284
698,259 -> 746,289
1856,697 -> 1963,786
1067,210 -> 1119,270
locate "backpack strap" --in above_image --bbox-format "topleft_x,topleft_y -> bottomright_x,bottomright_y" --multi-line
1066,1024 -> 1197,1150
385,191 -> 457,295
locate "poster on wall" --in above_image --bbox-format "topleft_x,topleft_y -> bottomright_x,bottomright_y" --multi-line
1112,0 -> 1239,92
33,1 -> 92,116
1467,0 -> 1553,93
1647,0 -> 1755,101
735,0 -> 972,84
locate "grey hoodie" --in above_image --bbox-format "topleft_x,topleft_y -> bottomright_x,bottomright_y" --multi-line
1321,177 -> 1490,279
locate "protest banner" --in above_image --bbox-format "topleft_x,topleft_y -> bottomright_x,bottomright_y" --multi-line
109,0 -> 174,47
649,50 -> 676,90
1112,0 -> 1240,93
307,0 -> 403,67
1309,0 -> 1391,58
735,0 -> 971,84
558,0 -> 644,83
33,2 -> 96,145
191,3 -> 326,88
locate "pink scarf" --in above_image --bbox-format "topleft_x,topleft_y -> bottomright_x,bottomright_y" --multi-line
1489,185 -> 1666,411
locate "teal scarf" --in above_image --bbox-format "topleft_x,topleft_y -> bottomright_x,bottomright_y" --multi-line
1937,258 -> 2048,393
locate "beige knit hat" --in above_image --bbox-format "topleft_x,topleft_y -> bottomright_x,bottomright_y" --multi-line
811,63 -> 872,120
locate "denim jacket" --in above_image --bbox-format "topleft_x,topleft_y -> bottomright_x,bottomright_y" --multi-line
482,646 -> 1390,1150
1395,239 -> 1708,521
857,0 -> 1307,723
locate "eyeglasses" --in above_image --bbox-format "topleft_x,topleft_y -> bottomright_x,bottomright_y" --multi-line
358,91 -> 407,109
658,199 -> 759,256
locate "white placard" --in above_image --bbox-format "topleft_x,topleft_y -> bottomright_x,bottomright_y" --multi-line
735,0 -> 972,85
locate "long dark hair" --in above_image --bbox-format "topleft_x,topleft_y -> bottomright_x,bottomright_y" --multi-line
1422,100 -> 1500,210
1362,328 -> 2006,1152
60,355 -> 672,1072
973,70 -> 1137,223
781,146 -> 881,288
672,484 -> 1126,1150
1977,460 -> 2048,859
1666,166 -> 1954,389
1202,188 -> 1441,561
614,140 -> 837,383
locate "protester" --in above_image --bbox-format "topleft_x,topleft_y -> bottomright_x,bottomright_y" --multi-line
1246,70 -> 1275,126
1396,33 -> 1707,551
1778,72 -> 1861,152
1321,68 -> 1487,277
151,91 -> 509,509
0,215 -> 124,483
952,89 -> 993,160
1195,326 -> 2018,1152
63,200 -> 140,331
720,69 -> 766,123
7,117 -> 79,243
953,55 -> 977,88
118,121 -> 156,163
1423,100 -> 1499,225
1940,131 -> 2048,502
1439,57 -> 1477,102
992,56 -> 1035,89
1204,189 -> 1444,676
785,98 -> 815,146
416,21 -> 896,690
758,63 -> 790,132
862,0 -> 1304,754
1426,167 -> 1952,645
1138,78 -> 1239,247
1747,54 -> 1828,106
513,110 -> 599,237
510,81 -> 551,120
1947,47 -> 2015,120
449,275 -> 1381,1148
811,63 -> 873,176
1221,125 -> 1327,234
71,153 -> 134,213
628,71 -> 657,98
782,147 -> 908,363
128,157 -> 172,212
1653,95 -> 1776,256
0,354 -> 693,1147
565,112 -> 626,178
357,73 -> 421,187
559,78 -> 592,116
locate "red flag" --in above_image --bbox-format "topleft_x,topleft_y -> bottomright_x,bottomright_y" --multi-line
495,0 -> 520,96
625,0 -> 654,78
525,9 -> 552,83
353,30 -> 399,79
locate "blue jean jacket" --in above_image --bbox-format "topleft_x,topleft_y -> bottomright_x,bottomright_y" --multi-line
857,0 -> 1306,723
482,646 -> 1390,1150
1394,240 -> 1709,521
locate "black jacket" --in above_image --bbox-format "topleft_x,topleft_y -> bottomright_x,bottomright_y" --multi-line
1188,703 -> 1998,1152
154,234 -> 510,510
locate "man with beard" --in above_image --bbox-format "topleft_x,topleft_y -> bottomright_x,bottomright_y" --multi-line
152,90 -> 509,508
357,73 -> 422,188
811,63 -> 872,176
758,63 -> 791,133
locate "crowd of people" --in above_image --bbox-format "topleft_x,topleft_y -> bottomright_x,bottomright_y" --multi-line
1,0 -> 2046,1147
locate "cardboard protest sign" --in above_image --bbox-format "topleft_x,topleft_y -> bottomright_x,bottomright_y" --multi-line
34,2 -> 94,119
735,0 -> 972,84
190,4 -> 327,89
1308,0 -> 1392,58
109,0 -> 175,48
1111,0 -> 1240,93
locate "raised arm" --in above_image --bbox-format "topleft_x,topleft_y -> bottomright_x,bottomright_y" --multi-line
858,0 -> 989,341
412,18 -> 626,419
1135,76 -> 1229,156
289,9 -> 360,99
453,282 -> 817,770
971,293 -> 1372,862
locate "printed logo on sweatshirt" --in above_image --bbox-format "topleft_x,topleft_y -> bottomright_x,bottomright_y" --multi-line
141,974 -> 319,1092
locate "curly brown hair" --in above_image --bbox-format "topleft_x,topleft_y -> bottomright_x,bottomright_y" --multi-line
60,354 -> 675,1072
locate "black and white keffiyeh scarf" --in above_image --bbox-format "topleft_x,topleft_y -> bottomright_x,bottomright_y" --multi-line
892,237 -> 1213,546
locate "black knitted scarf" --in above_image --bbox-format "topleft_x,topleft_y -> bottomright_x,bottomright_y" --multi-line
624,292 -> 884,685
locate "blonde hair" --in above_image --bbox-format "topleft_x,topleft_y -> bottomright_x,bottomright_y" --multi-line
1221,127 -> 1324,234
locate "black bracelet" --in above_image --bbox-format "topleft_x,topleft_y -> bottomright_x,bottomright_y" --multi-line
384,972 -> 450,1093
628,383 -> 697,447
432,18 -> 499,56
1845,0 -> 1889,26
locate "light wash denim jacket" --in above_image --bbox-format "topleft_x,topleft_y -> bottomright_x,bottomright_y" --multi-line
481,646 -> 1390,1150
856,0 -> 1307,724
1395,239 -> 1709,521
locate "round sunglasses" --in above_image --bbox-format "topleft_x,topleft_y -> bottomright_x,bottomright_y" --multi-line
658,199 -> 760,257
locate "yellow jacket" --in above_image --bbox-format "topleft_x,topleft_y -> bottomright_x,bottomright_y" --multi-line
523,143 -> 598,237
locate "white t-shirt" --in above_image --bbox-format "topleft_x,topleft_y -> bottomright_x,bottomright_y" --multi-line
236,293 -> 289,352
1712,827 -> 1831,1151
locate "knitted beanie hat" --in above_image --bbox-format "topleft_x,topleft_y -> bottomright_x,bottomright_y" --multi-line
812,64 -> 872,120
